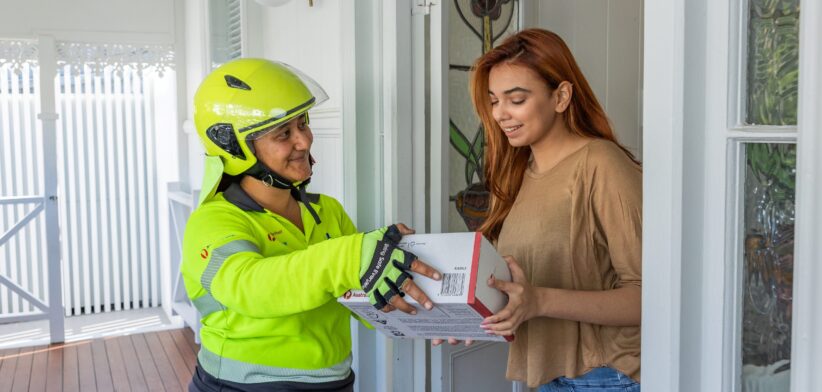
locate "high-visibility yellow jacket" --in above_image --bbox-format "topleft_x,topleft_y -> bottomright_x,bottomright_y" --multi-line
181,183 -> 364,385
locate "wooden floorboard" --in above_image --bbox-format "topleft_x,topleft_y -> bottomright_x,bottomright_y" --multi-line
62,343 -> 79,392
130,334 -> 165,392
157,330 -> 192,390
10,346 -> 34,392
118,335 -> 149,392
180,328 -> 199,356
28,345 -> 48,392
0,328 -> 197,392
45,344 -> 63,392
0,347 -> 21,392
144,331 -> 184,392
90,339 -> 113,392
76,342 -> 96,392
105,335 -> 133,392
170,329 -> 197,372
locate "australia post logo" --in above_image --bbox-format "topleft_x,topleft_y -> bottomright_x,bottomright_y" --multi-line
267,230 -> 283,242
342,290 -> 366,300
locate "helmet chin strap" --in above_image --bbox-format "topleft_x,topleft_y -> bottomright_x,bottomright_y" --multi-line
244,157 -> 322,225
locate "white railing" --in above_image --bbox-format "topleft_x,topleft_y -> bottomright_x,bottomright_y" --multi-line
0,38 -> 64,342
0,62 -> 51,317
167,182 -> 200,342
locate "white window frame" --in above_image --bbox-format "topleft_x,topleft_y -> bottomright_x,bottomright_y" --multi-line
723,1 -> 799,390
643,0 -> 822,390
205,0 -> 246,70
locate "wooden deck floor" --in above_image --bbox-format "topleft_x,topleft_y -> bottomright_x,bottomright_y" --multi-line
0,328 -> 199,392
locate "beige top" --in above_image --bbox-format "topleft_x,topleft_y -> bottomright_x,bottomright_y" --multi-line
496,139 -> 642,387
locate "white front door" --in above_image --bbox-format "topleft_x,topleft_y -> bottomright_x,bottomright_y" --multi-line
428,0 -> 645,390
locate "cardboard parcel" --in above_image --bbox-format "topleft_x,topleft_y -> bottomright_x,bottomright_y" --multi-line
339,232 -> 512,342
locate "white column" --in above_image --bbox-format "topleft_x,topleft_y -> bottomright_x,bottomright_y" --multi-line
791,0 -> 822,388
642,0 -> 685,390
37,34 -> 65,344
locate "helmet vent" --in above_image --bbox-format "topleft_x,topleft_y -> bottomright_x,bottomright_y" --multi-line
224,75 -> 251,90
206,123 -> 246,159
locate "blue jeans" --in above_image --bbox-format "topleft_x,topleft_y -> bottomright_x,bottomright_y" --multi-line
538,367 -> 640,392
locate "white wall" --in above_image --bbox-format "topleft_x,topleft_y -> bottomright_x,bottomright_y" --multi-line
259,0 -> 346,203
183,0 -> 347,203
183,0 -> 208,190
0,0 -> 175,42
532,0 -> 644,158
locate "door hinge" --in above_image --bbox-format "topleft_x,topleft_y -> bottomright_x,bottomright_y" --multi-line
412,0 -> 435,15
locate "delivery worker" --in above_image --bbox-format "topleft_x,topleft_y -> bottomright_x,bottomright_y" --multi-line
182,58 -> 441,392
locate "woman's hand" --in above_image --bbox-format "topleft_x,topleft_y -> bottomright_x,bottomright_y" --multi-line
481,256 -> 537,336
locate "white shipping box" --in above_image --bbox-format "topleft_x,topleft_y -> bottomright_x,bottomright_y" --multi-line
339,232 -> 512,342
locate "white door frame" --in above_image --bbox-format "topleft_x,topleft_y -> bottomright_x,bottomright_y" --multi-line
790,0 -> 822,388
641,0 -> 684,388
642,0 -> 822,390
381,0 -> 428,391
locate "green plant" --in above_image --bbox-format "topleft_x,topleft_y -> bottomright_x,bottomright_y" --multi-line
747,143 -> 796,192
747,0 -> 800,125
450,120 -> 485,185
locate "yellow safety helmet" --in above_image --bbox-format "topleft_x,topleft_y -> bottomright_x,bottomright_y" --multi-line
194,58 -> 328,175
193,58 -> 328,206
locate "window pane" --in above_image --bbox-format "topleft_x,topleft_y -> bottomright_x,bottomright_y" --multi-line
745,0 -> 800,125
209,0 -> 243,70
447,0 -> 520,232
741,143 -> 795,392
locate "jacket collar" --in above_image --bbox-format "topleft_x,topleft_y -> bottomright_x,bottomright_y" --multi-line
223,182 -> 322,213
223,182 -> 265,212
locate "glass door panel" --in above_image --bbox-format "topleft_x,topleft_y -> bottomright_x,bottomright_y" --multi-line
738,1 -> 800,391
741,143 -> 795,392
447,0 -> 520,232
745,0 -> 800,126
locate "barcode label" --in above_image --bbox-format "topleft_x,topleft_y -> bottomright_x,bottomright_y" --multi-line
440,273 -> 465,296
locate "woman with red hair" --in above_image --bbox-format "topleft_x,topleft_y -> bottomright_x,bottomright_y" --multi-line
472,29 -> 642,391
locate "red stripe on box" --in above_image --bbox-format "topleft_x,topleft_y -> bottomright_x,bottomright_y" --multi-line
469,299 -> 515,342
468,232 -> 482,304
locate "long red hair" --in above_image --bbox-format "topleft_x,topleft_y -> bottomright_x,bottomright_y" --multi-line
472,28 -> 637,241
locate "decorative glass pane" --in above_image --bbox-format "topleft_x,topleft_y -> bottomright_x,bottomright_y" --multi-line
741,143 -> 795,392
745,0 -> 800,125
448,0 -> 519,232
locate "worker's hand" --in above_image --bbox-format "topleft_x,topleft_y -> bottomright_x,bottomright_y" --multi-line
359,224 -> 441,313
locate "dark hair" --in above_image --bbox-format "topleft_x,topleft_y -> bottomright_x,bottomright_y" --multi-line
471,28 -> 637,241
